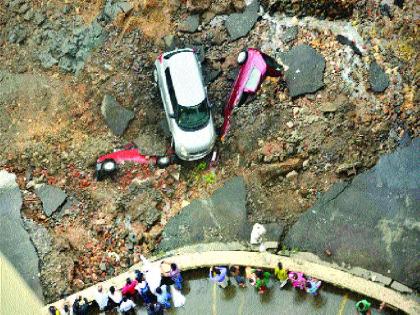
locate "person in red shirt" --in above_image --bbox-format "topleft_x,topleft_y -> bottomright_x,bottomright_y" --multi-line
121,277 -> 138,297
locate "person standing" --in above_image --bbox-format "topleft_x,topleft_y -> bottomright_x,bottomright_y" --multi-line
48,306 -> 60,315
209,266 -> 228,288
230,265 -> 246,288
119,296 -> 136,315
135,279 -> 154,305
147,302 -> 164,315
168,263 -> 183,290
305,277 -> 322,296
255,270 -> 271,294
274,262 -> 288,288
288,271 -> 306,290
155,285 -> 172,309
122,278 -> 138,298
356,299 -> 372,315
94,285 -> 109,311
108,286 -> 122,309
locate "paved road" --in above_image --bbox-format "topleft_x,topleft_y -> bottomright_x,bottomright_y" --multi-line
104,270 -> 400,315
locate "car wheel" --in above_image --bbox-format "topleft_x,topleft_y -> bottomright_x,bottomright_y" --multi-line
237,51 -> 248,65
102,159 -> 117,172
157,156 -> 171,168
153,69 -> 158,83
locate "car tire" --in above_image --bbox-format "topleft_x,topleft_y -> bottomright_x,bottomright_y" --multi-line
237,51 -> 248,65
102,159 -> 117,172
157,156 -> 171,168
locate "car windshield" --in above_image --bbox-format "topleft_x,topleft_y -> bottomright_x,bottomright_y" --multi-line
177,100 -> 210,131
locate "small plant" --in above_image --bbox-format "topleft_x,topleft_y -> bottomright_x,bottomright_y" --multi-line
202,171 -> 216,185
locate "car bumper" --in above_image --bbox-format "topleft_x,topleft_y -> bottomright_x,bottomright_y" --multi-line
175,145 -> 215,161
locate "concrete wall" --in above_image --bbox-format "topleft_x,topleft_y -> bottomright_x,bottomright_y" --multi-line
1,253 -> 43,315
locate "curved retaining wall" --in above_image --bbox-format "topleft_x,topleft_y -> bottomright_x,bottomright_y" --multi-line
45,246 -> 420,314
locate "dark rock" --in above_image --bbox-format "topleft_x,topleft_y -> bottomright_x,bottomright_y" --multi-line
179,15 -> 200,33
284,139 -> 420,290
394,0 -> 404,8
203,65 -> 222,85
134,205 -> 161,228
336,35 -> 363,56
369,62 -> 389,93
280,45 -> 325,97
163,34 -> 178,50
159,177 -> 251,251
38,51 -> 58,69
35,184 -> 67,217
101,94 -> 134,136
380,3 -> 393,18
282,26 -> 298,43
0,170 -> 43,301
225,0 -> 260,41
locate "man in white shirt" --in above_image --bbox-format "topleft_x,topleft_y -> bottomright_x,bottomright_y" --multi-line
119,296 -> 136,314
108,285 -> 123,309
94,286 -> 109,311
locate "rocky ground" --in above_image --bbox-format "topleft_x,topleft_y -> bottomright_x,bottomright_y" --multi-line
0,0 -> 418,303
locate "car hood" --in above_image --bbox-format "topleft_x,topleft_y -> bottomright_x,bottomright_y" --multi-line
173,118 -> 216,156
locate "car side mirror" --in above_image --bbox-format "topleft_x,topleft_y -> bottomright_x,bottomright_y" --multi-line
169,112 -> 175,119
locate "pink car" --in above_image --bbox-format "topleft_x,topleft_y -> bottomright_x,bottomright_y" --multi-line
95,143 -> 171,180
220,48 -> 283,141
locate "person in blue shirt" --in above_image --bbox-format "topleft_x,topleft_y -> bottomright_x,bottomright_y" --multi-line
209,266 -> 228,288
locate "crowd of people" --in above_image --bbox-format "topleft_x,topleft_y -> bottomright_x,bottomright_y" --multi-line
209,262 -> 322,297
48,256 -> 379,315
48,256 -> 185,315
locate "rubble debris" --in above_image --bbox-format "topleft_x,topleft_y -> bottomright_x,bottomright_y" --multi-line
179,15 -> 200,33
336,35 -> 363,56
225,0 -> 260,41
35,184 -> 67,217
101,94 -> 134,136
281,45 -> 325,97
369,62 -> 390,93
282,26 -> 298,43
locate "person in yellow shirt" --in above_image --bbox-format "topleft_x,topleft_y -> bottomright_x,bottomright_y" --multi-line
274,262 -> 288,288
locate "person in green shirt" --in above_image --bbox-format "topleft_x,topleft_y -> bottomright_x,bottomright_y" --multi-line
255,270 -> 271,294
274,262 -> 288,288
356,299 -> 372,315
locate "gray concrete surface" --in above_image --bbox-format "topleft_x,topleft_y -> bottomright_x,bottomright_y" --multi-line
0,170 -> 43,301
285,138 -> 420,290
159,177 -> 283,251
108,271 -> 400,315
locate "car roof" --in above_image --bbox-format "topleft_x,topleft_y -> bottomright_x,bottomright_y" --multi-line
168,51 -> 205,107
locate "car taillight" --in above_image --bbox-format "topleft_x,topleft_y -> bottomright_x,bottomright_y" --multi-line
158,53 -> 163,63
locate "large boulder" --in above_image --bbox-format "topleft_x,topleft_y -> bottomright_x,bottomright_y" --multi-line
281,45 -> 326,97
35,184 -> 67,217
0,170 -> 43,301
284,138 -> 420,290
225,0 -> 260,41
159,176 -> 283,251
158,177 -> 250,251
101,94 -> 134,136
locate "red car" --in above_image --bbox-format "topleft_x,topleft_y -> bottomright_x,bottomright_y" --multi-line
95,144 -> 171,180
220,48 -> 283,141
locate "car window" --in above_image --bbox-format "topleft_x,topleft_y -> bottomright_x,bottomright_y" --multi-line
177,100 -> 210,131
165,68 -> 178,110
245,67 -> 262,91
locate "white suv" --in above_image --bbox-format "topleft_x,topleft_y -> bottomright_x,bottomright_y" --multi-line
154,48 -> 216,161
